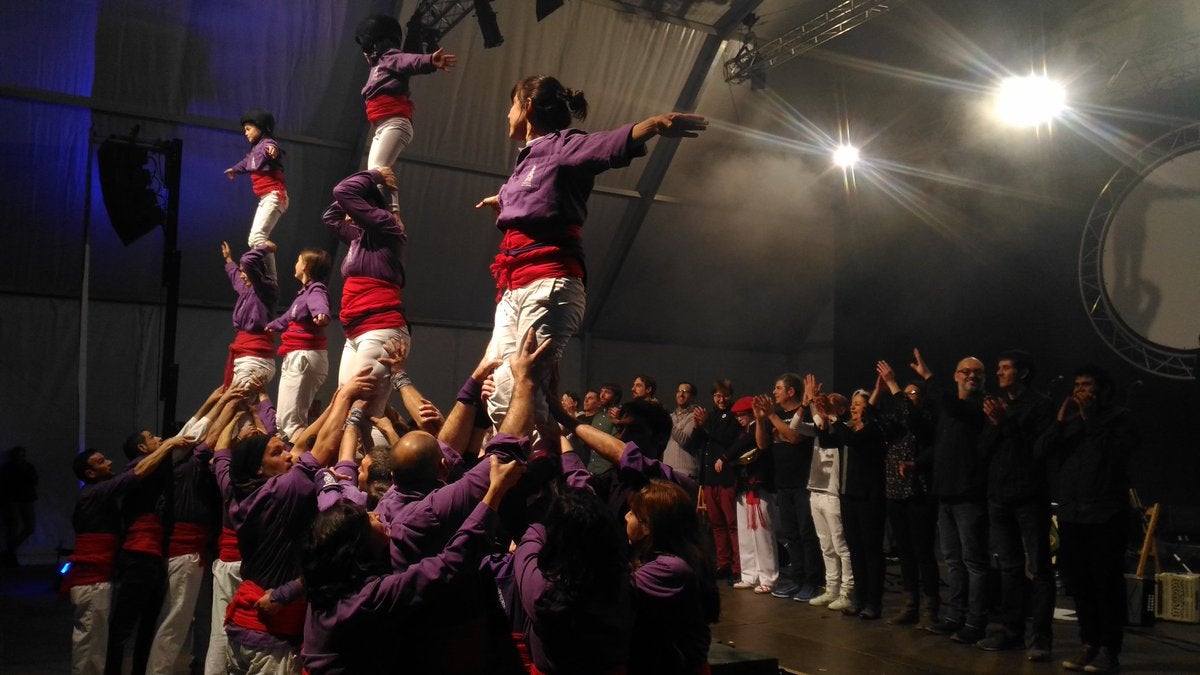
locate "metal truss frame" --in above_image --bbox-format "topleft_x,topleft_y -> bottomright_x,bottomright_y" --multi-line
1078,123 -> 1200,380
1102,32 -> 1200,103
723,0 -> 896,84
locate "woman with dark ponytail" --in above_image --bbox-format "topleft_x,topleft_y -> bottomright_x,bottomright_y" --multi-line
475,75 -> 707,428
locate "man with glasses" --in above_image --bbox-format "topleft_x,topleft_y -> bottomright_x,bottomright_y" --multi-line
910,349 -> 990,646
664,382 -> 702,477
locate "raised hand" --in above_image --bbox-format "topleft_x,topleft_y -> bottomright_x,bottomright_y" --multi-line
374,166 -> 398,190
655,113 -> 708,138
876,360 -> 896,384
430,47 -> 457,71
378,337 -> 410,375
509,327 -> 552,384
752,394 -> 773,420
910,348 -> 932,379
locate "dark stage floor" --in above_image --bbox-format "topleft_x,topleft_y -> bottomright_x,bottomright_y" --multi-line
3,564 -> 1197,673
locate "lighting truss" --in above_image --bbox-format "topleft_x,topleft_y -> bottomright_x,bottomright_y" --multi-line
1101,32 -> 1200,103
723,0 -> 897,84
1078,123 -> 1200,380
404,0 -> 495,53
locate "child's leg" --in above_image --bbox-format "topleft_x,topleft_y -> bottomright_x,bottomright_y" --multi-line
367,117 -> 414,213
276,350 -> 329,441
248,191 -> 287,278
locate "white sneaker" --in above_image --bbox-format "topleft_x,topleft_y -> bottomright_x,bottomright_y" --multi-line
732,580 -> 754,589
828,596 -> 852,611
809,591 -> 838,606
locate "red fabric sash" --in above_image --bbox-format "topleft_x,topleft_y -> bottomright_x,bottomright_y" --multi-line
218,527 -> 241,562
168,522 -> 211,559
224,330 -> 277,386
278,321 -> 327,356
249,172 -> 286,199
64,533 -> 118,589
512,633 -> 532,673
225,579 -> 307,639
122,513 -> 164,556
366,93 -> 414,123
745,488 -> 763,531
340,276 -> 405,339
489,226 -> 584,300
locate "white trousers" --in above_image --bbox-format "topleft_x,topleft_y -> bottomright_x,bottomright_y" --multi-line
485,277 -> 585,428
204,559 -> 242,675
146,552 -> 204,674
275,349 -> 329,441
367,116 -> 414,213
249,190 -> 287,278
339,327 -> 409,444
811,491 -> 853,597
70,581 -> 111,675
227,640 -> 301,675
736,490 -> 779,587
233,355 -> 276,390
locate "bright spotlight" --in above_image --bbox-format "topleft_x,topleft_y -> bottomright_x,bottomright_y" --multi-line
833,145 -> 859,168
994,75 -> 1065,127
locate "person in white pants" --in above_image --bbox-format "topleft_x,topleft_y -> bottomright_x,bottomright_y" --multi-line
268,248 -> 332,441
723,398 -> 779,593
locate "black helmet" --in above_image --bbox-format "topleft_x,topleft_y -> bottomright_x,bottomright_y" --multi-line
355,14 -> 403,54
240,109 -> 276,137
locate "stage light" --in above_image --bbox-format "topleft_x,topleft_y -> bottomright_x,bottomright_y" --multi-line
994,75 -> 1065,127
475,0 -> 503,48
833,144 -> 860,168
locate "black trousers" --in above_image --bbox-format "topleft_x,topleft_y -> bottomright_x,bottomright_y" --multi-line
105,550 -> 166,675
842,494 -> 887,611
1059,515 -> 1127,655
887,495 -> 940,609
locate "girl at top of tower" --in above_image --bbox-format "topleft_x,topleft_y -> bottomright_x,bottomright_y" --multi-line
355,14 -> 457,215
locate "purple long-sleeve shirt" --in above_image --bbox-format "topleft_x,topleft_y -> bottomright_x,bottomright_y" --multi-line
73,471 -> 138,536
323,170 -> 406,284
361,49 -> 435,103
512,523 -> 634,674
561,442 -> 696,514
380,434 -> 525,571
212,450 -> 318,589
494,124 -> 645,235
315,460 -> 366,512
227,138 -> 283,175
630,553 -> 711,674
301,501 -> 498,674
227,245 -> 278,331
165,442 -> 220,527
267,281 -> 329,336
255,397 -> 278,436
561,444 -> 710,672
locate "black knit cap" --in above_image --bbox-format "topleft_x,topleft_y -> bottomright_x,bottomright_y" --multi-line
240,109 -> 276,137
230,434 -> 270,486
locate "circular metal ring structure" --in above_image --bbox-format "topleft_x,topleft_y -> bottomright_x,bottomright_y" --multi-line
1079,123 -> 1200,380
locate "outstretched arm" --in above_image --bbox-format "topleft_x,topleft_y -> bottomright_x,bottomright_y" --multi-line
631,113 -> 707,145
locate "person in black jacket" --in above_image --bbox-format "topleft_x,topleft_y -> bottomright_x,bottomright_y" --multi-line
910,349 -> 990,645
977,350 -> 1057,659
1036,365 -> 1136,675
690,379 -> 743,583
